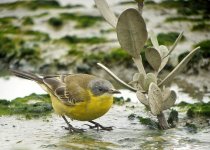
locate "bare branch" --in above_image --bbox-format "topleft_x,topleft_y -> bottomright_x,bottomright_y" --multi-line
97,63 -> 137,92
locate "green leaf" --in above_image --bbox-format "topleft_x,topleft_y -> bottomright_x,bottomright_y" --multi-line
158,45 -> 169,72
162,86 -> 171,101
116,8 -> 148,58
148,83 -> 162,115
150,30 -> 159,49
94,0 -> 118,28
143,73 -> 157,91
133,73 -> 140,81
162,90 -> 176,110
166,31 -> 184,58
145,48 -> 161,71
136,91 -> 148,106
159,47 -> 200,86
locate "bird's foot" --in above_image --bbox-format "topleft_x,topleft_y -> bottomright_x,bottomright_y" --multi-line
85,121 -> 113,131
61,115 -> 85,133
62,125 -> 85,133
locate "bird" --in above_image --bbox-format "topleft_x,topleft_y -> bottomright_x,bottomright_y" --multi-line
10,69 -> 120,132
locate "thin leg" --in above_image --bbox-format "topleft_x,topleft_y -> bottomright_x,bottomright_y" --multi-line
62,116 -> 84,133
85,120 -> 113,131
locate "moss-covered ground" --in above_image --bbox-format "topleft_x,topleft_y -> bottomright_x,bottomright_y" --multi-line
0,93 -> 52,119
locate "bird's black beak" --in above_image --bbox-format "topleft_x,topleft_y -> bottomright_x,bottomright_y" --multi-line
108,89 -> 121,94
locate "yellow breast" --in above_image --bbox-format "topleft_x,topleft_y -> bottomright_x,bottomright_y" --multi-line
50,91 -> 113,121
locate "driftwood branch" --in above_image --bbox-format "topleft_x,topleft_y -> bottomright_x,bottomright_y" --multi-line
97,63 -> 137,92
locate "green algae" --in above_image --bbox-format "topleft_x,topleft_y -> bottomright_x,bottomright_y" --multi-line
0,24 -> 20,35
160,0 -> 210,16
22,16 -> 34,25
60,35 -> 106,45
177,101 -> 210,117
34,12 -> 49,18
67,47 -> 84,56
60,13 -> 103,28
0,16 -> 17,25
0,35 -> 42,65
100,28 -> 115,34
83,48 -> 132,67
194,40 -> 210,58
118,1 -> 136,5
178,40 -> 210,64
0,19 -> 49,67
128,113 -> 136,120
0,0 -> 83,11
187,103 -> 210,118
162,0 -> 210,22
178,39 -> 210,69
157,32 -> 185,46
0,93 -> 52,118
48,17 -> 63,28
113,97 -> 131,105
185,122 -> 198,133
118,0 -> 155,5
192,22 -> 210,31
137,116 -> 158,129
0,0 -> 60,10
24,30 -> 50,41
107,48 -> 131,63
165,17 -> 204,22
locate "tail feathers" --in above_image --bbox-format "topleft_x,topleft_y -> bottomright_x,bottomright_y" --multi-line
10,69 -> 43,83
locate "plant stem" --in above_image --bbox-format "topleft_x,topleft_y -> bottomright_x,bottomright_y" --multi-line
133,56 -> 146,76
137,0 -> 144,14
157,112 -> 170,130
97,63 -> 137,92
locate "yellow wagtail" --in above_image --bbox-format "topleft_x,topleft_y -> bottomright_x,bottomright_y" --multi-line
11,69 -> 120,132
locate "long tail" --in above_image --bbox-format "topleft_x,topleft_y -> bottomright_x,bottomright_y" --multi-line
10,69 -> 43,83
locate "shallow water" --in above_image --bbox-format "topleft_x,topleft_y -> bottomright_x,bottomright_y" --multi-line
0,76 -> 210,150
1,104 -> 210,150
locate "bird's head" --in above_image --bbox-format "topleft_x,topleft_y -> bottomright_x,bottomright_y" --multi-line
88,78 -> 120,96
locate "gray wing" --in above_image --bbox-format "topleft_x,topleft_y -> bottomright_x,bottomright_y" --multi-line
43,75 -> 85,106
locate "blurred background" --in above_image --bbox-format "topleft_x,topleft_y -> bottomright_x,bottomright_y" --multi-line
0,0 -> 209,99
0,0 -> 210,149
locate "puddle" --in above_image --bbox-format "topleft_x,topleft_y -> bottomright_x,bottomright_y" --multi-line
0,77 -> 46,100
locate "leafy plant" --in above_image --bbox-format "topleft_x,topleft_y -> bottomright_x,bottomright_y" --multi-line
94,0 -> 200,129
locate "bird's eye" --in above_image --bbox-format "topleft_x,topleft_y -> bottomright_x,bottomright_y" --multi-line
98,87 -> 103,91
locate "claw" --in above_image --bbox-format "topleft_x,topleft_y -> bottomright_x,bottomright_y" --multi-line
84,124 -> 95,129
62,126 -> 85,133
87,121 -> 114,131
61,116 -> 85,133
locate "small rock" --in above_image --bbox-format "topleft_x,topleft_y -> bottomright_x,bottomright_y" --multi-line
207,119 -> 210,126
128,113 -> 136,120
76,64 -> 91,73
185,122 -> 197,133
167,109 -> 179,127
